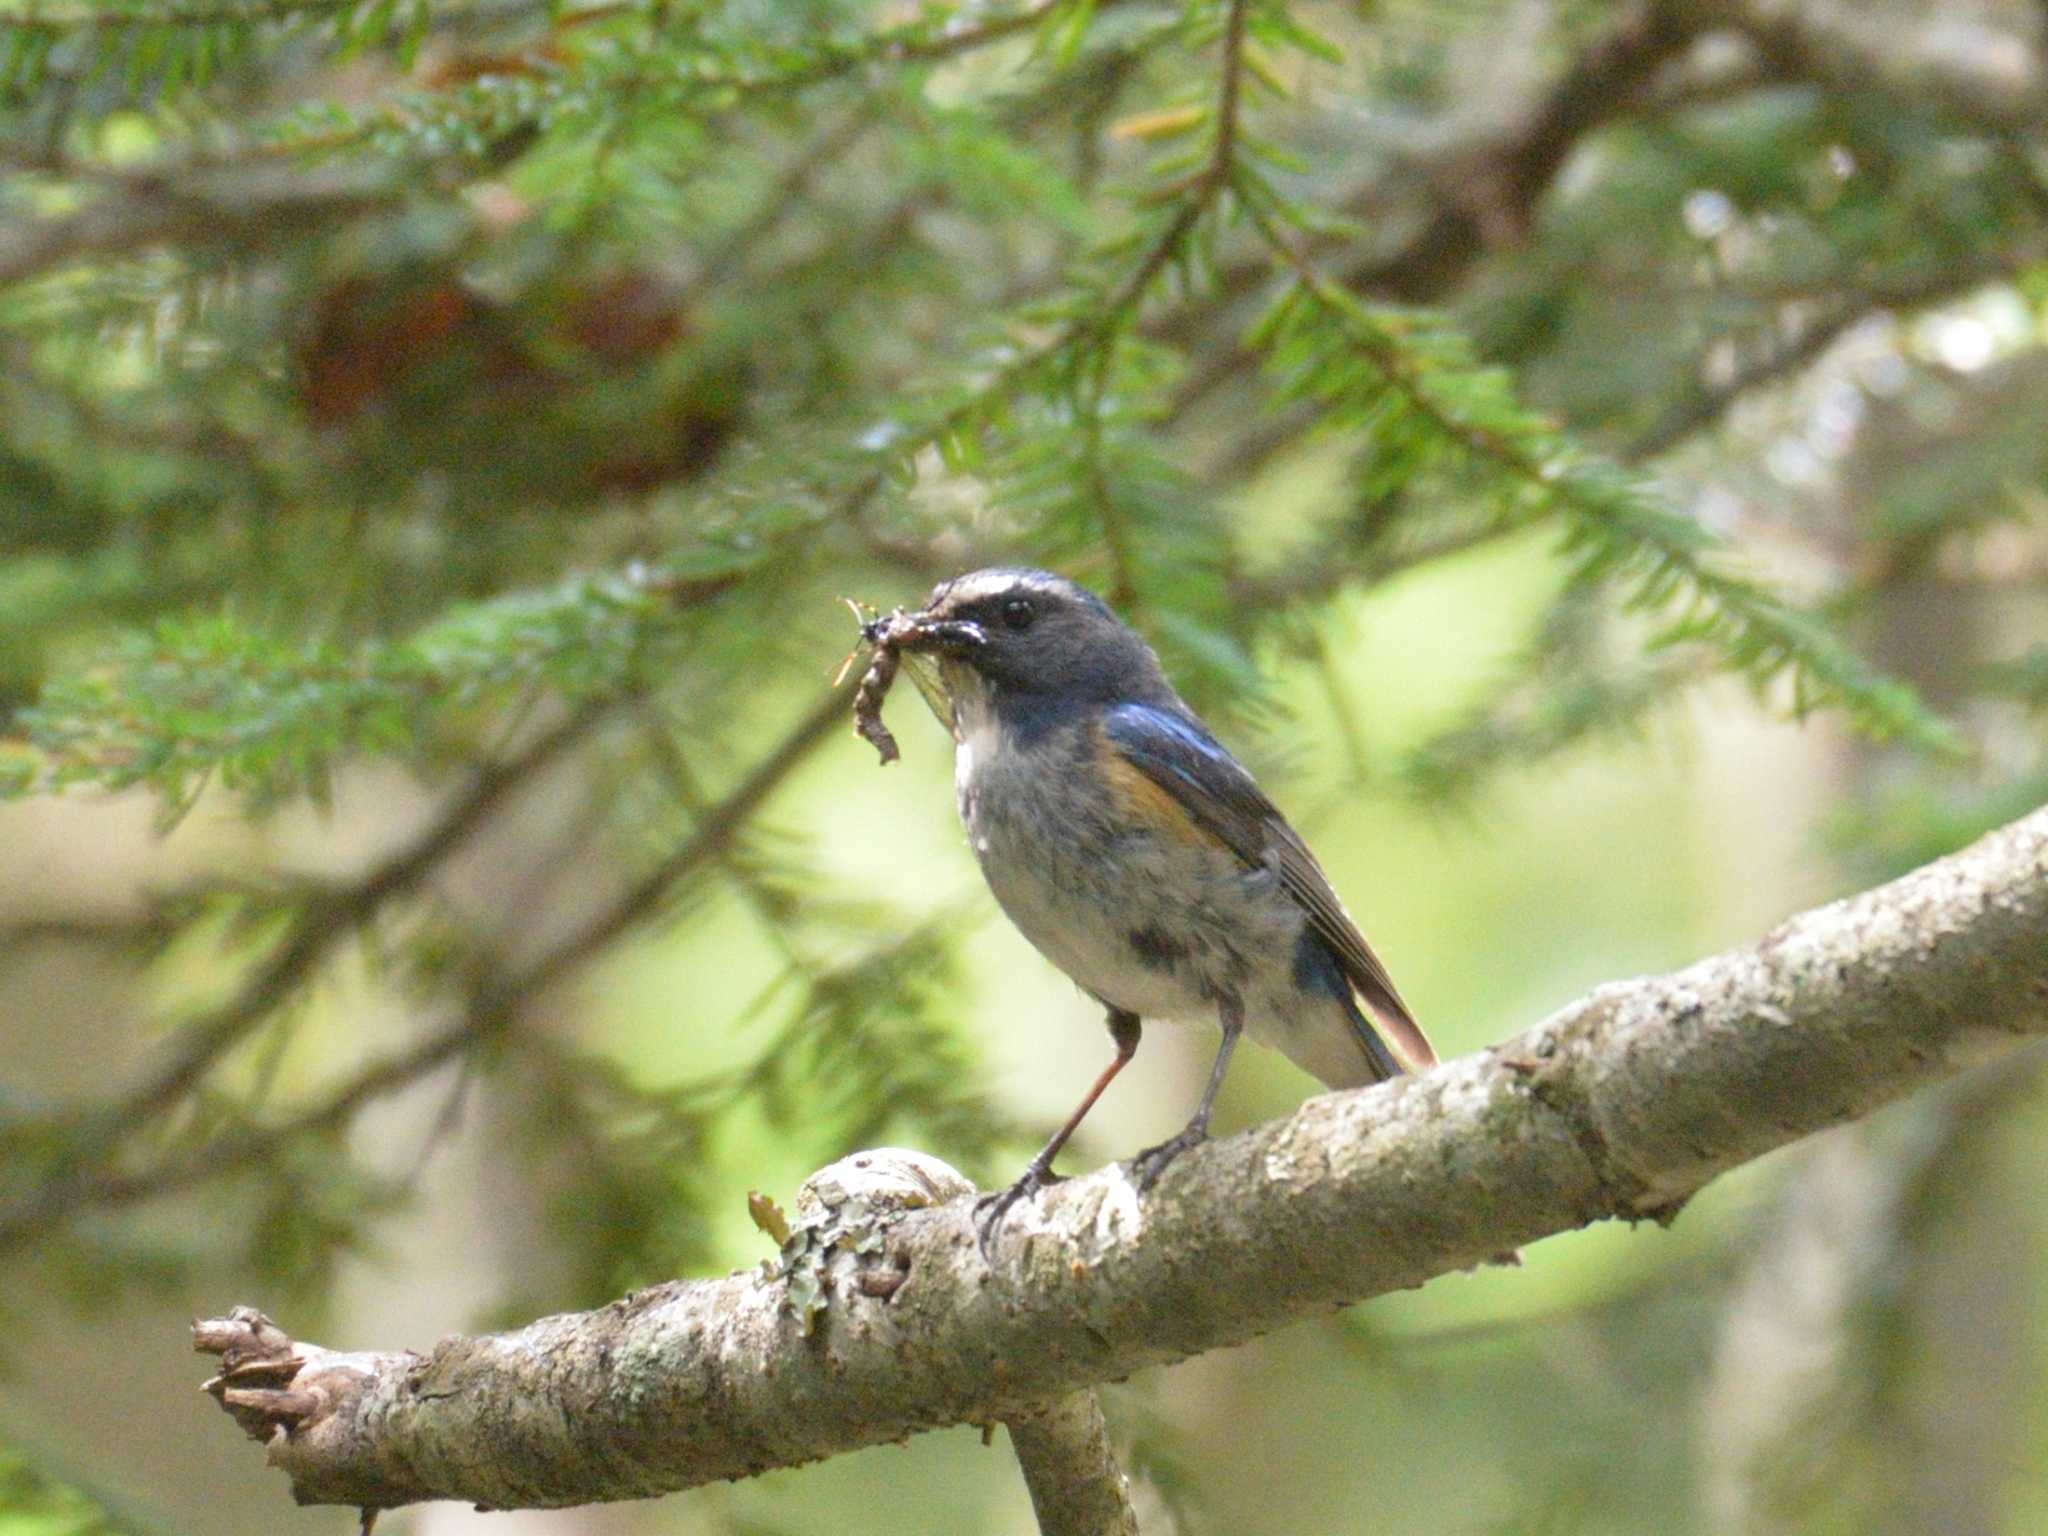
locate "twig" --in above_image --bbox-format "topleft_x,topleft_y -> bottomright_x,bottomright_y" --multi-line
1624,247 -> 2048,461
0,704 -> 604,1254
504,684 -> 851,1001
633,702 -> 808,969
1074,0 -> 1248,607
51,1008 -> 486,1219
1684,0 -> 2048,132
1154,2 -> 1710,429
0,0 -> 364,33
0,167 -> 388,289
126,706 -> 600,1124
0,685 -> 853,1250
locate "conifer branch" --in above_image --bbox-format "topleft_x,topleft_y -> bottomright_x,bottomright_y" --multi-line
0,704 -> 605,1255
0,165 -> 386,288
0,685 -> 851,1255
1154,1 -> 1711,426
1625,245 -> 2048,460
1678,0 -> 2048,131
1237,209 -> 1956,750
0,0 -> 362,32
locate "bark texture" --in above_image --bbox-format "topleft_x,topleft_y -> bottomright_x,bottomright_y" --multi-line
196,803 -> 2048,1514
1005,1393 -> 1141,1536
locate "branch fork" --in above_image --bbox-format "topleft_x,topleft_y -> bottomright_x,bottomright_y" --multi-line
191,804 -> 2048,1526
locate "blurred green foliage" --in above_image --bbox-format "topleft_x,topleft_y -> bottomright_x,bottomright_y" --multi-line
0,1434 -> 152,1536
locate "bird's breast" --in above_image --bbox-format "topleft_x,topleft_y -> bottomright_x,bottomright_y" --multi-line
950,699 -> 1003,850
948,708 -> 1299,1022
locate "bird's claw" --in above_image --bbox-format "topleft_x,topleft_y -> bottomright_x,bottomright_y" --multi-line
974,1163 -> 1064,1260
1129,1127 -> 1207,1192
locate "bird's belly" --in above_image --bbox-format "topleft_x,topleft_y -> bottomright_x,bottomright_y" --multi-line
959,744 -> 1299,1022
985,860 -> 1214,1019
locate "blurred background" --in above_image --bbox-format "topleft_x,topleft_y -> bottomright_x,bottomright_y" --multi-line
2,0 -> 2047,1532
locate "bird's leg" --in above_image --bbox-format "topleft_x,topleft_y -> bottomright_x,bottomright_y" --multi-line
976,1009 -> 1141,1255
1131,996 -> 1243,1191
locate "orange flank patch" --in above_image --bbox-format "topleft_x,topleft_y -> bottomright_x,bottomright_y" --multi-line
1095,735 -> 1223,849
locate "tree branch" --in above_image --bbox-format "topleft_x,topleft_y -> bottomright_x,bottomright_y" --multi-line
0,685 -> 849,1254
0,164 -> 389,289
0,702 -> 605,1255
1004,1393 -> 1140,1536
1156,1 -> 1711,427
1678,0 -> 2048,131
1161,0 -> 2048,482
1625,244 -> 2048,461
194,800 -> 2048,1514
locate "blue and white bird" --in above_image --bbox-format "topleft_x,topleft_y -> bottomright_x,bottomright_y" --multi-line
882,566 -> 1437,1239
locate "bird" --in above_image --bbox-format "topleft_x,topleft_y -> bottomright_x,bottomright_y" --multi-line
880,566 -> 1437,1243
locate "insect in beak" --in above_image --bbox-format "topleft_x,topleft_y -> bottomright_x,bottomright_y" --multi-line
837,601 -> 982,764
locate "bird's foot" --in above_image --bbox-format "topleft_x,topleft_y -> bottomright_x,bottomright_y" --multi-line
974,1162 -> 1064,1260
1129,1127 -> 1207,1192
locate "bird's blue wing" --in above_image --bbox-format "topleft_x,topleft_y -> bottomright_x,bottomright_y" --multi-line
1100,701 -> 1436,1070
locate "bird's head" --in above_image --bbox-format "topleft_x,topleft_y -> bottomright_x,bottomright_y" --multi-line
889,567 -> 1168,717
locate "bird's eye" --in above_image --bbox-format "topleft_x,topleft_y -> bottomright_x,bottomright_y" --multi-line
1001,597 -> 1036,631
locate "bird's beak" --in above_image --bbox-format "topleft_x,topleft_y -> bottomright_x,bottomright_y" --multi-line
879,614 -> 986,658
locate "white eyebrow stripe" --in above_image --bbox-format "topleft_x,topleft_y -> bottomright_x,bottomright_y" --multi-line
947,572 -> 1061,606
